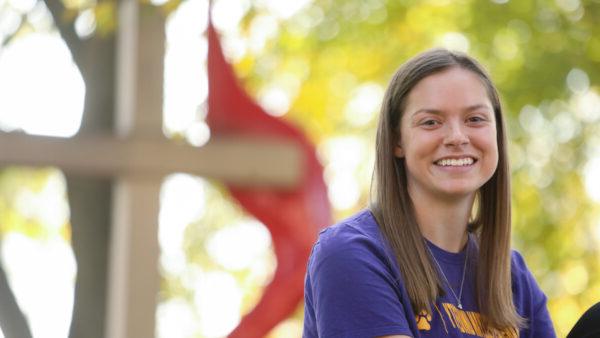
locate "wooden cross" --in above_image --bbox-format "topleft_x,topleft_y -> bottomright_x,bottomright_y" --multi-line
0,1 -> 301,337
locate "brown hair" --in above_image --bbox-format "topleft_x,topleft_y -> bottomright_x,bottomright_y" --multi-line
370,48 -> 524,331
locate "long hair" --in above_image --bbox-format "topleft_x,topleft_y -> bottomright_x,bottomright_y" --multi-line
370,48 -> 524,331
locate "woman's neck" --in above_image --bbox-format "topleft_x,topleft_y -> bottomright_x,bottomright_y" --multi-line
409,188 -> 475,253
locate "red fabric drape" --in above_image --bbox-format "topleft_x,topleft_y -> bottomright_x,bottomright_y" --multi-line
206,22 -> 331,337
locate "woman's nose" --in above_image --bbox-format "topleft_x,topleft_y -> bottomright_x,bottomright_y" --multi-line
444,123 -> 469,146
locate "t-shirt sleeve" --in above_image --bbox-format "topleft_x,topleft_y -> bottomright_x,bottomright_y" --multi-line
304,227 -> 413,338
512,250 -> 557,338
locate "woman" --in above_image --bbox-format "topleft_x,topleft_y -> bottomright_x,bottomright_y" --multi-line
303,49 -> 556,337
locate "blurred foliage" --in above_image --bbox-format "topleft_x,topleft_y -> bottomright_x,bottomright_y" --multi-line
0,167 -> 69,241
157,178 -> 276,337
1,0 -> 600,337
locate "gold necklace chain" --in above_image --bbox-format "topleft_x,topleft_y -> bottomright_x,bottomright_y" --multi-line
426,239 -> 469,310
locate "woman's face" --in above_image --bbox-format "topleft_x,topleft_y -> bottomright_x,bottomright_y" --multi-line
394,67 -> 499,201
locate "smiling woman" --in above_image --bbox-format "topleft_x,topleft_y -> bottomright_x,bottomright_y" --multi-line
395,68 -> 499,201
302,49 -> 557,338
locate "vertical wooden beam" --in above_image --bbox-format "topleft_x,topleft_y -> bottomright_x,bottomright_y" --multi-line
107,1 -> 165,337
134,4 -> 165,138
115,0 -> 164,139
107,178 -> 161,338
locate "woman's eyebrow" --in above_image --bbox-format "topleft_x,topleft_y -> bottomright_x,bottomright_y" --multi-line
410,104 -> 492,117
410,108 -> 443,117
464,104 -> 493,112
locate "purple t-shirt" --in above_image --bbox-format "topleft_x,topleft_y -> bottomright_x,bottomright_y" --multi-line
303,209 -> 556,338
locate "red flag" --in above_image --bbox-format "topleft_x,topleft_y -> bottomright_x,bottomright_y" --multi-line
206,21 -> 331,337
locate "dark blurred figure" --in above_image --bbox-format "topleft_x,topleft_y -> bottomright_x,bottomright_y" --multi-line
567,302 -> 600,338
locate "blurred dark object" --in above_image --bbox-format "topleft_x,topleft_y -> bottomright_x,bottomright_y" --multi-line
567,302 -> 600,338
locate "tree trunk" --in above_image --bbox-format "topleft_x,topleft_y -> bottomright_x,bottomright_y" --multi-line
66,177 -> 112,338
44,1 -> 117,337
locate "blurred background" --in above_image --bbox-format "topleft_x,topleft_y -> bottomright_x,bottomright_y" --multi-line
0,0 -> 599,337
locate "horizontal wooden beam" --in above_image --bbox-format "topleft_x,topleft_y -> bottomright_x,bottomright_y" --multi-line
0,132 -> 303,188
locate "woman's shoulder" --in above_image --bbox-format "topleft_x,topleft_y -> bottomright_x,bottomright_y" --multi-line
319,208 -> 380,238
509,249 -> 549,308
309,209 -> 391,267
509,249 -> 556,336
509,249 -> 539,289
509,249 -> 536,278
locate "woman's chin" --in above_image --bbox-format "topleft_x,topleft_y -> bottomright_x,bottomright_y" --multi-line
436,185 -> 478,200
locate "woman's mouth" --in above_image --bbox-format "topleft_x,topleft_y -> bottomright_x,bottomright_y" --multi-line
434,157 -> 477,167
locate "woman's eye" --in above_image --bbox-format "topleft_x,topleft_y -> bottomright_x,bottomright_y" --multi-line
467,116 -> 485,123
421,119 -> 439,126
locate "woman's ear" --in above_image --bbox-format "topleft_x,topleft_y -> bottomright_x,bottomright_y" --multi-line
394,143 -> 404,158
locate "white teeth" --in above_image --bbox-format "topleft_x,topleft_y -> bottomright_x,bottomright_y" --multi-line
436,158 -> 474,166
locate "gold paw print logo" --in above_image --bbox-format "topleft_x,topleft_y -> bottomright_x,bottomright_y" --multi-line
415,310 -> 432,331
